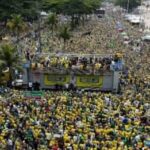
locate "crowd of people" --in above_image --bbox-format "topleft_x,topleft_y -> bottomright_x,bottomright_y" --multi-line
0,2 -> 150,150
30,53 -> 123,73
0,90 -> 150,150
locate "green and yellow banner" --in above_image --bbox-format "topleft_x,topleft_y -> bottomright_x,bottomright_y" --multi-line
44,74 -> 71,86
76,75 -> 103,88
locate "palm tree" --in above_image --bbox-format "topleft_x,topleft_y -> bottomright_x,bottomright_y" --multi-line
0,59 -> 5,81
58,25 -> 71,49
6,14 -> 28,43
47,13 -> 58,36
0,44 -> 22,81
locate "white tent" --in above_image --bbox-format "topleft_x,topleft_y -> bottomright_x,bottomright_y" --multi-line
130,18 -> 141,24
129,16 -> 141,24
125,14 -> 142,24
142,34 -> 150,41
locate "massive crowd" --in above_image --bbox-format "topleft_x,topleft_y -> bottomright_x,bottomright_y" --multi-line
0,3 -> 150,150
0,90 -> 150,150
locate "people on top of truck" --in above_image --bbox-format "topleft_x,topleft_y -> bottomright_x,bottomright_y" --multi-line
30,53 -> 123,72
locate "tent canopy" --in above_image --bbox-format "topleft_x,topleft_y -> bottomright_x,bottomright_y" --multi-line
142,34 -> 150,41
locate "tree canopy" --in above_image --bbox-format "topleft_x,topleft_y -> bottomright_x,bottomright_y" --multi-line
0,44 -> 22,80
0,0 -> 102,21
43,0 -> 102,15
7,14 -> 27,35
0,0 -> 41,21
58,25 -> 71,48
0,44 -> 21,68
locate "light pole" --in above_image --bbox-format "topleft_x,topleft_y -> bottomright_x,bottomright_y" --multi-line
38,16 -> 42,53
127,0 -> 130,13
139,0 -> 143,29
36,1 -> 42,53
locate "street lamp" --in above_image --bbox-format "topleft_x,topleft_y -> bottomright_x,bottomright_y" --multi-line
127,0 -> 130,13
36,1 -> 42,53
